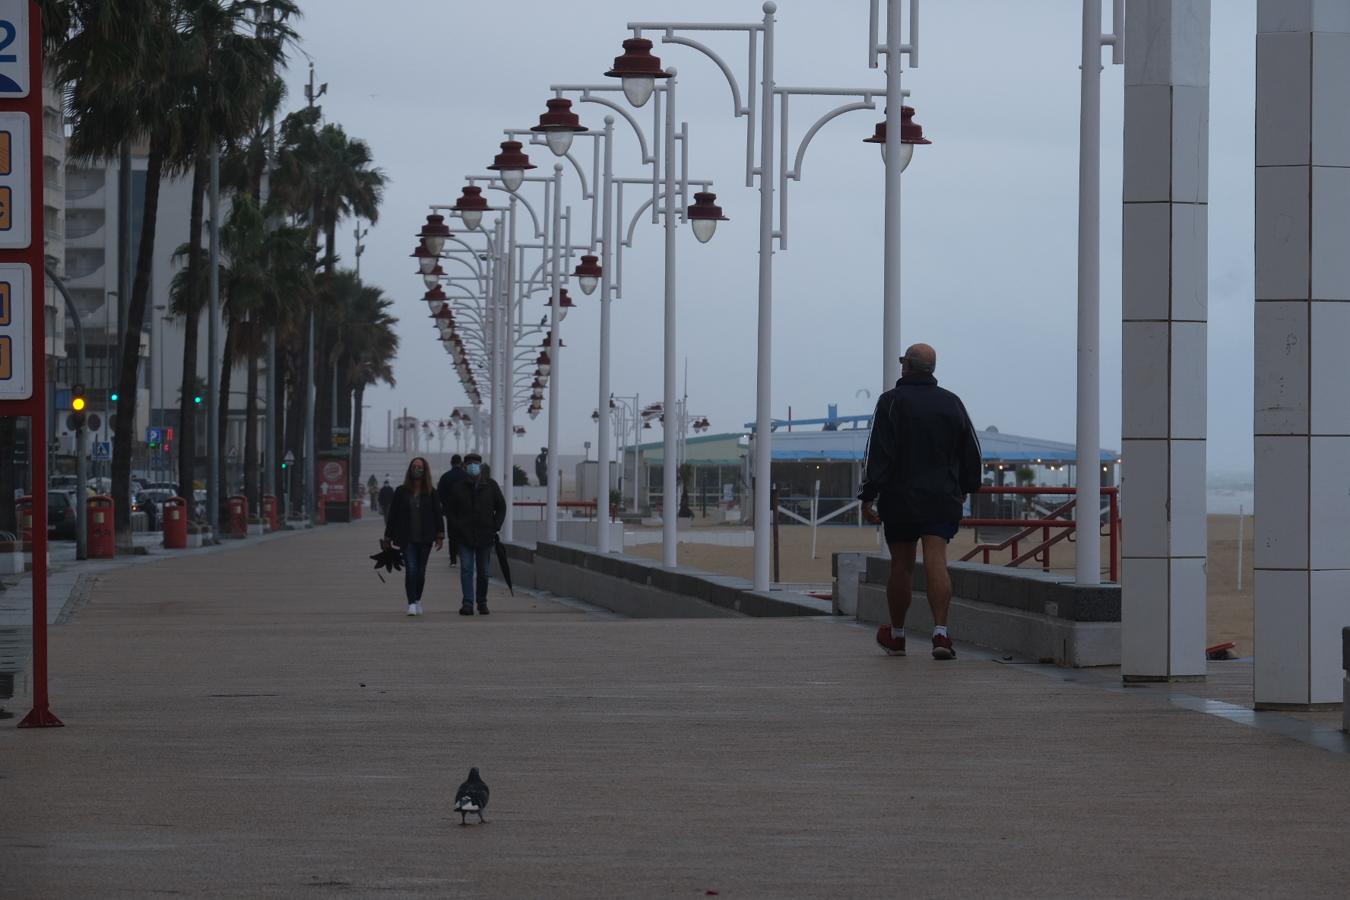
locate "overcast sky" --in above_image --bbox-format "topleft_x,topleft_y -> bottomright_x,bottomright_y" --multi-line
285,0 -> 1256,474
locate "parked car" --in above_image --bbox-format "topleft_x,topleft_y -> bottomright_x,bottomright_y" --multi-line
48,491 -> 78,541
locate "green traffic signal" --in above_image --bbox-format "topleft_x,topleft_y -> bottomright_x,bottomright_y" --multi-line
193,395 -> 203,405
110,392 -> 119,402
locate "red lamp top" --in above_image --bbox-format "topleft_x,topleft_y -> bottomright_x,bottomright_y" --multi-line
604,37 -> 672,80
573,254 -> 602,279
863,106 -> 932,145
687,191 -> 728,222
487,140 -> 537,173
417,213 -> 451,240
453,185 -> 490,212
530,97 -> 587,134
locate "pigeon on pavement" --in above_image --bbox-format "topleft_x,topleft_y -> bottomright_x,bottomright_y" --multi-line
454,767 -> 490,825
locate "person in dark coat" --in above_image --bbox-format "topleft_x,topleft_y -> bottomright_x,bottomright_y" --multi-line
367,474 -> 379,510
382,457 -> 445,616
444,453 -> 507,616
858,343 -> 982,661
378,478 -> 394,519
436,454 -> 467,568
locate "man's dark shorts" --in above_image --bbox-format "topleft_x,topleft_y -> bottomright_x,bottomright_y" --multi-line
883,520 -> 960,545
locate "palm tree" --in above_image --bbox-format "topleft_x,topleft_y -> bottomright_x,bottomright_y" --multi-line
173,0 -> 297,516
274,118 -> 387,455
323,274 -> 398,496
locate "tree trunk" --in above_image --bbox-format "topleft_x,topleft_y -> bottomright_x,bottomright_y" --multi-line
113,138 -> 166,540
216,321 -> 235,522
177,155 -> 208,508
244,332 -> 259,515
350,382 -> 364,501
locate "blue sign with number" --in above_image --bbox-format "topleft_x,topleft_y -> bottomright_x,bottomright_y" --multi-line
0,2 -> 28,98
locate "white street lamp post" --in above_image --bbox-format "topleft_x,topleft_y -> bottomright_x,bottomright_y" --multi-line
545,162 -> 564,542
1074,0 -> 1122,585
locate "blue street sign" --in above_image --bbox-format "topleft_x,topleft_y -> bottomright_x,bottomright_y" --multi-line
92,441 -> 111,461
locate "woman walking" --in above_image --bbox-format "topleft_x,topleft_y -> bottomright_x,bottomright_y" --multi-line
382,457 -> 445,616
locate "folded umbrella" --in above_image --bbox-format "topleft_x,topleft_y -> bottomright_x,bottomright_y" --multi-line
493,537 -> 514,596
370,544 -> 404,583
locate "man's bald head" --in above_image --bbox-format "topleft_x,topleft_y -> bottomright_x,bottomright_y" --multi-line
902,343 -> 937,375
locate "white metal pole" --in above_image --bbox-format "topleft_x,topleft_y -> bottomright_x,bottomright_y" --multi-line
502,199 -> 517,542
490,219 -> 504,482
752,4 -> 777,590
662,75 -> 680,568
1237,505 -> 1244,592
630,393 -> 640,513
545,163 -> 564,542
596,118 -> 616,552
881,0 -> 904,388
1075,0 -> 1102,585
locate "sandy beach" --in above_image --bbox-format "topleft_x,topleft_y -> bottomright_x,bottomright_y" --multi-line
627,514 -> 1256,654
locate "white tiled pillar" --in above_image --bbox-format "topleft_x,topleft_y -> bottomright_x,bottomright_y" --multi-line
1254,1 -> 1350,708
1120,0 -> 1210,682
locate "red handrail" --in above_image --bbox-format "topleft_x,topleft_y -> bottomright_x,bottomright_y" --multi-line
960,486 -> 1120,581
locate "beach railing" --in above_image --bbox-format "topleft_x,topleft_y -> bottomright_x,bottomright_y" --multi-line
960,485 -> 1120,582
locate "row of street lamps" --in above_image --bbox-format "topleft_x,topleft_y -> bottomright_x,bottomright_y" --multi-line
412,1 -> 934,588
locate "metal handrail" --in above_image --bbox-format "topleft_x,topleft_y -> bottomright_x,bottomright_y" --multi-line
960,486 -> 1120,581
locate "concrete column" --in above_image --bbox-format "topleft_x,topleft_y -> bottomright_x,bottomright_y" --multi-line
1254,1 -> 1350,708
1120,0 -> 1211,681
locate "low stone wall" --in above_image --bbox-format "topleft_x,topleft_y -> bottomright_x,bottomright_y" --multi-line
834,551 -> 1122,667
497,541 -> 832,619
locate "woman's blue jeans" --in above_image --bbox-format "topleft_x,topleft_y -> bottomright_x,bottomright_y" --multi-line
402,542 -> 433,603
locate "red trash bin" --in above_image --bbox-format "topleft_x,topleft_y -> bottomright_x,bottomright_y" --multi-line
87,495 -> 115,559
162,496 -> 187,549
228,495 -> 247,536
15,495 -> 33,546
261,494 -> 278,532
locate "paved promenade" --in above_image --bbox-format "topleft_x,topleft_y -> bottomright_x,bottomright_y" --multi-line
2,519 -> 1349,898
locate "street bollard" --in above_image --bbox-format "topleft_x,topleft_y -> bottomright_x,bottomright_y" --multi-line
261,494 -> 278,532
15,495 -> 32,547
162,497 -> 188,549
228,495 -> 247,536
350,499 -> 362,521
86,495 -> 115,559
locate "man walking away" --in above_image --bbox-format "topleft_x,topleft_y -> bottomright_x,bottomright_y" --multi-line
444,454 -> 507,616
859,343 -> 982,660
367,474 -> 379,510
437,454 -> 467,568
378,478 -> 394,520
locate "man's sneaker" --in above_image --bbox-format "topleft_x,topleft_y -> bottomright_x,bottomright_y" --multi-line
477,604 -> 490,616
406,604 -> 417,616
413,602 -> 423,616
459,604 -> 474,616
876,625 -> 906,656
931,633 -> 956,660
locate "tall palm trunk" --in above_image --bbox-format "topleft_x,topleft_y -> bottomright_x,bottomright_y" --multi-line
350,382 -> 364,501
113,139 -> 166,539
216,323 -> 236,520
244,332 -> 260,515
177,155 -> 208,508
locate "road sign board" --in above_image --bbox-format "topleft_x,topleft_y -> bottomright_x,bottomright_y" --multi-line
0,111 -> 29,248
92,441 -> 111,461
283,450 -> 295,464
0,261 -> 29,398
0,2 -> 29,99
146,427 -> 163,444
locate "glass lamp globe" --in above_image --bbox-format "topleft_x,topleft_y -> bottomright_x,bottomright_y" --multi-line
578,275 -> 598,295
623,76 -> 655,108
691,217 -> 718,244
546,130 -> 574,157
501,169 -> 525,192
460,209 -> 483,231
422,235 -> 446,256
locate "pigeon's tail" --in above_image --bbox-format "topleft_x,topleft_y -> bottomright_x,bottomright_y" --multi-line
454,797 -> 480,813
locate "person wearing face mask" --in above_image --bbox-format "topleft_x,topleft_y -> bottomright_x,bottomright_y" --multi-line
382,457 -> 445,616
443,452 -> 507,615
436,454 -> 468,569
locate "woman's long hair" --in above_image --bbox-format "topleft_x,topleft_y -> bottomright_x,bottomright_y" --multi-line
403,457 -> 434,495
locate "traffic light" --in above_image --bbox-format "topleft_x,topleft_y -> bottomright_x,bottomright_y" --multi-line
280,460 -> 289,471
70,384 -> 87,430
193,394 -> 203,405
110,391 -> 119,402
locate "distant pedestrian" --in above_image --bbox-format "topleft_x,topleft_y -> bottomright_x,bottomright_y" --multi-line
382,457 -> 445,616
859,343 -> 982,660
367,474 -> 379,510
436,454 -> 467,568
378,478 -> 394,518
444,453 -> 506,616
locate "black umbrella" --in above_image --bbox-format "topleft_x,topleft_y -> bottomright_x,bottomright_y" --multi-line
370,543 -> 404,583
493,537 -> 514,595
